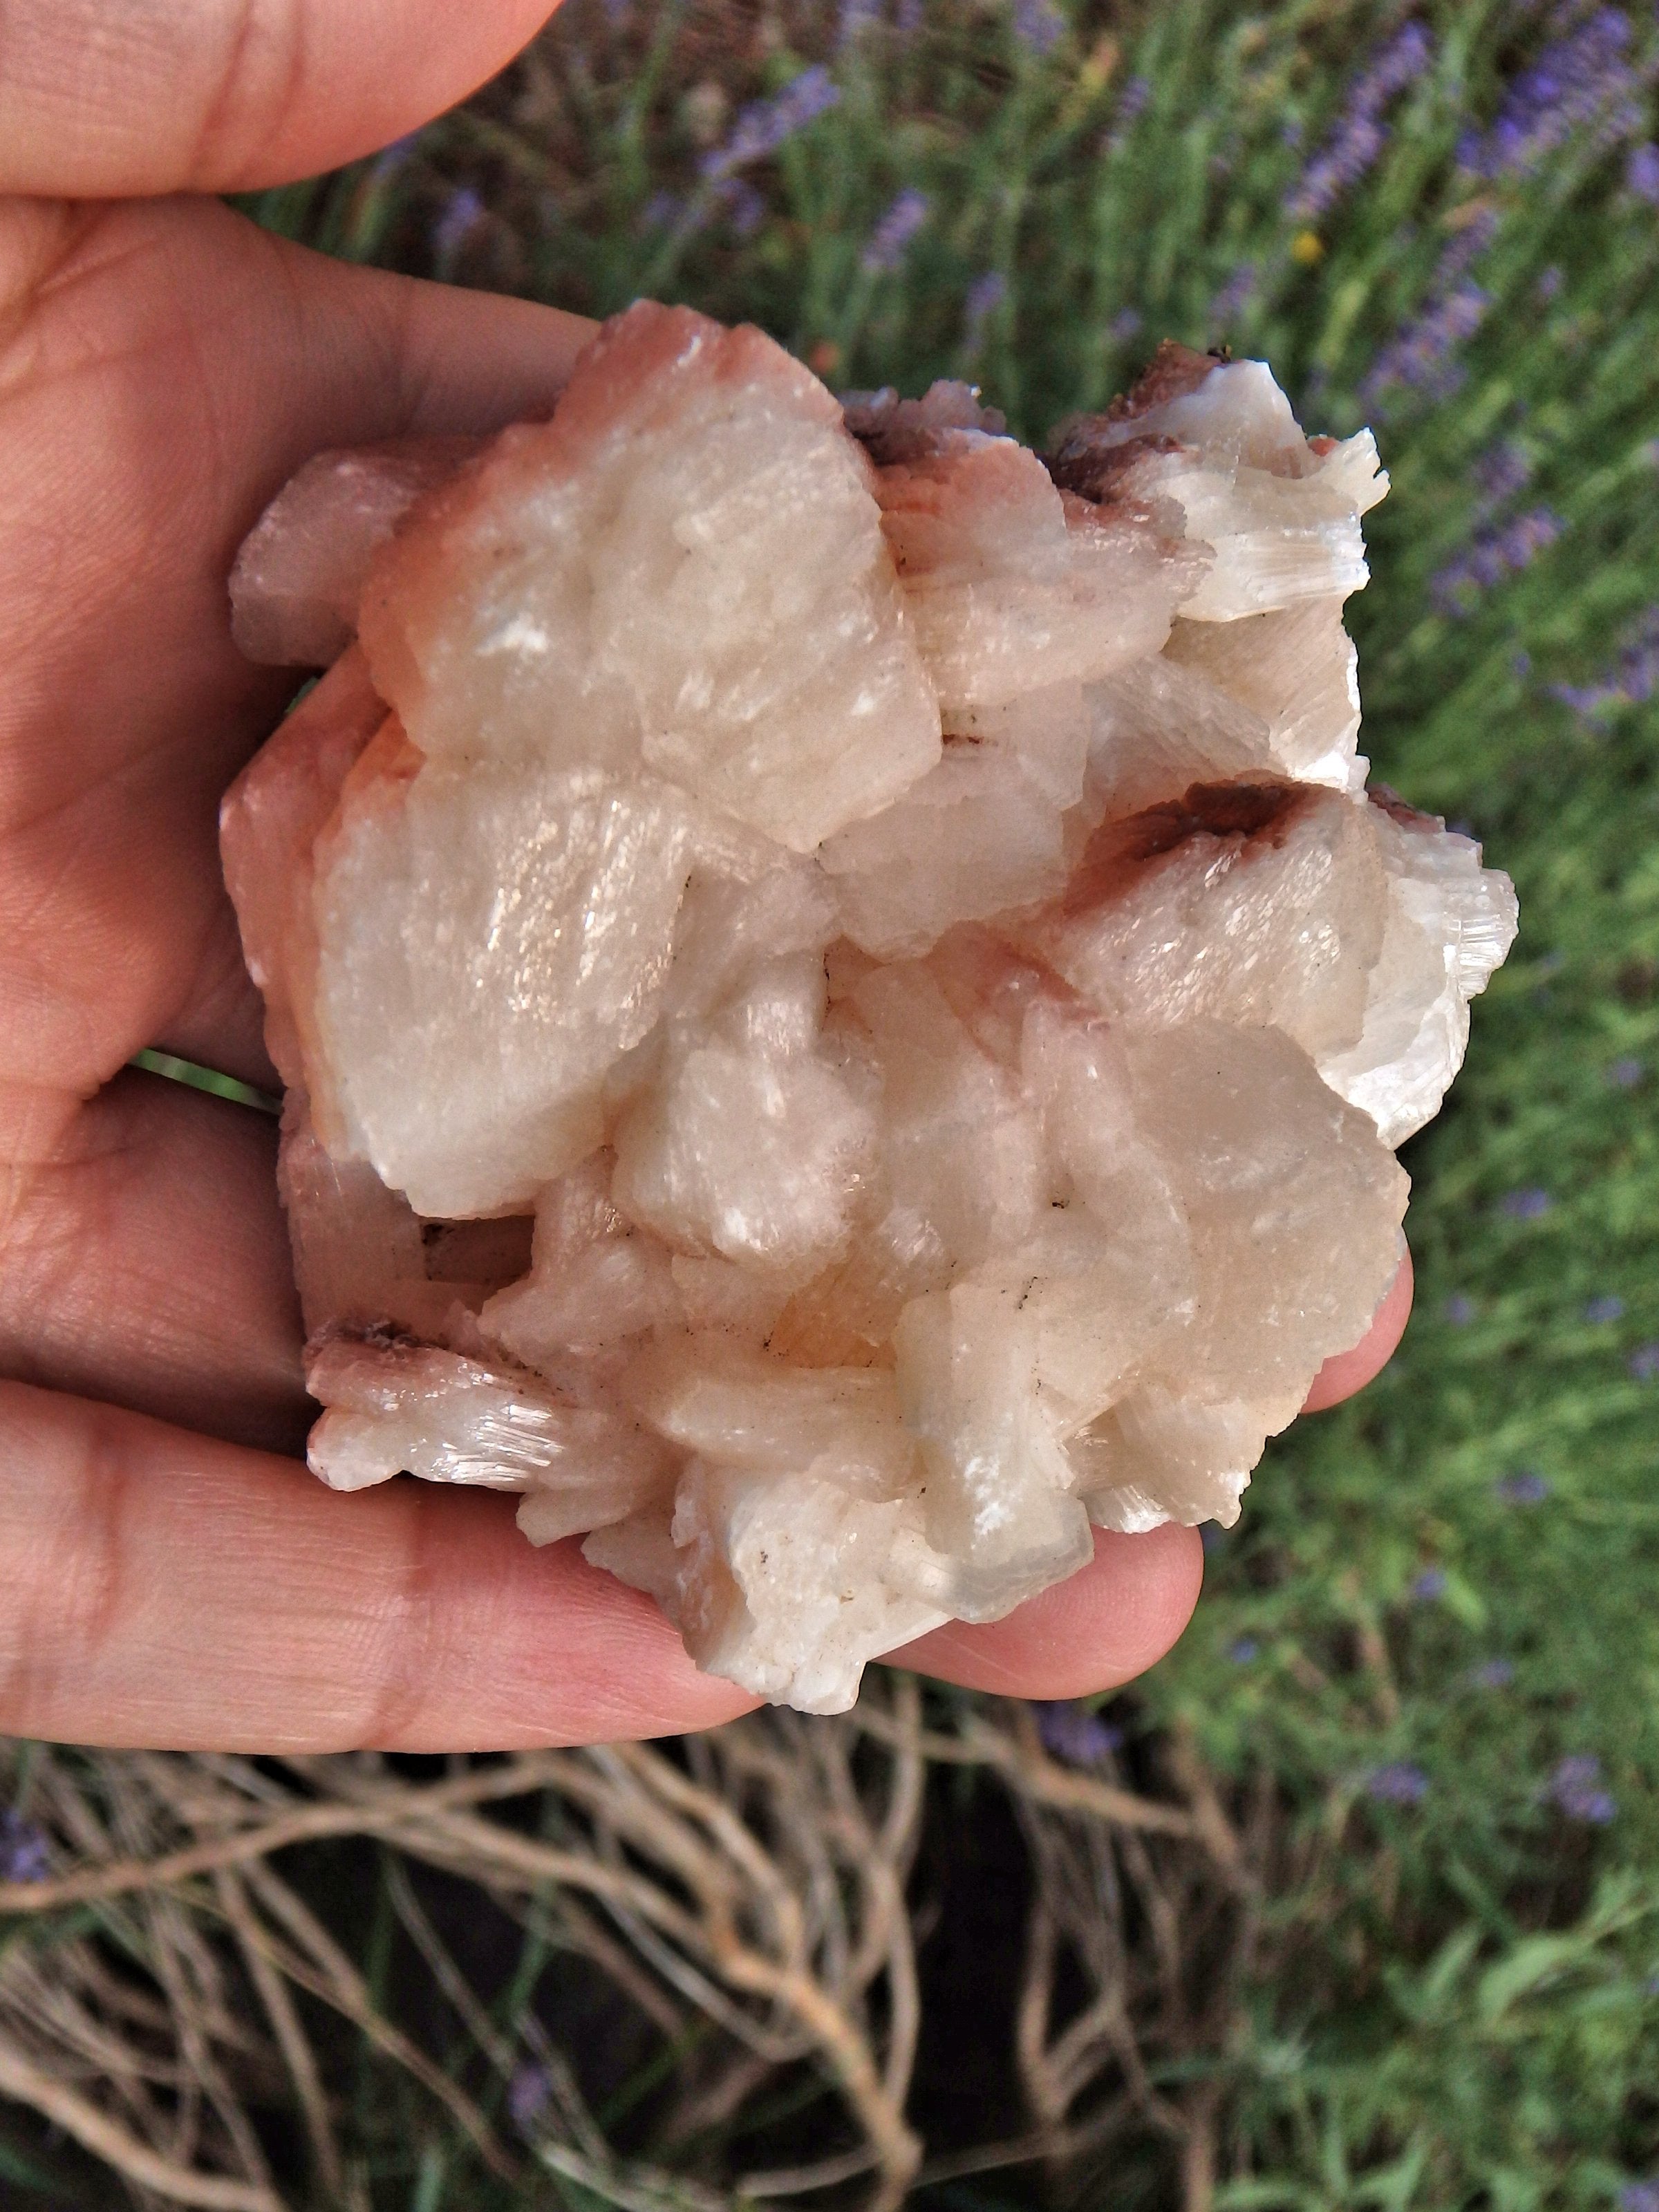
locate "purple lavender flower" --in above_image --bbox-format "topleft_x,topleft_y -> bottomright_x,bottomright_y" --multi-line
837,0 -> 881,47
1033,1700 -> 1124,1765
964,270 -> 1007,346
1286,23 -> 1433,221
1444,203 -> 1503,281
895,0 -> 924,35
1431,508 -> 1564,614
1443,1293 -> 1477,1325
1470,439 -> 1534,507
1629,144 -> 1659,203
431,186 -> 484,270
1500,508 -> 1564,571
368,131 -> 422,185
1106,78 -> 1159,158
720,179 -> 766,237
1227,1635 -> 1259,1665
1537,263 -> 1564,300
1618,2185 -> 1659,2212
1011,0 -> 1065,57
507,2062 -> 552,2136
1608,1056 -> 1645,1087
701,66 -> 841,183
1495,1470 -> 1551,1505
1360,197 -> 1501,412
1459,9 -> 1643,181
641,189 -> 682,230
1361,280 -> 1492,408
1468,1658 -> 1515,1689
0,1810 -> 49,1884
1118,75 -> 1151,124
1210,263 -> 1257,326
1103,73 -> 1152,156
1108,306 -> 1143,344
1365,1761 -> 1429,1806
1629,1343 -> 1659,1382
861,188 -> 929,274
1409,1568 -> 1447,1602
1551,606 -> 1659,718
1499,1185 -> 1553,1220
1548,1753 -> 1617,1824
1585,1295 -> 1627,1323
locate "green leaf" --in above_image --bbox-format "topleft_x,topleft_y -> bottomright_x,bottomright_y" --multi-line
1475,1936 -> 1591,2026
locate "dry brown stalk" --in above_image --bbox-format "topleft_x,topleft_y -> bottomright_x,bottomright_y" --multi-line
0,1683 -> 1248,2209
0,2029 -> 284,2212
212,1867 -> 345,2204
0,1754 -> 581,1915
381,1852 -> 518,2077
231,1859 -> 519,2184
852,1700 -> 1206,1843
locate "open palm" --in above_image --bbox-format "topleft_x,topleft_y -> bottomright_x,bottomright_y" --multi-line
0,0 -> 1409,1751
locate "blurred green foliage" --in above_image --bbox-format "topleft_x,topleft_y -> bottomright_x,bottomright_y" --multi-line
227,0 -> 1659,2197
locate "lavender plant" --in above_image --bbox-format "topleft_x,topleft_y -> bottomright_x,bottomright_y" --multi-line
24,0 -> 1653,2200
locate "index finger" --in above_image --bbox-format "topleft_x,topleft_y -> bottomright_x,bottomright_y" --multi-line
0,1378 -> 756,1751
0,1381 -> 1197,1748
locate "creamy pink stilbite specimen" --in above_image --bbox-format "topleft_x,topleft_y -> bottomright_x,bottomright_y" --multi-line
220,646 -> 386,1103
305,1334 -> 675,1549
224,317 -> 1517,1714
229,438 -> 482,668
356,303 -> 941,849
1048,345 -> 1388,620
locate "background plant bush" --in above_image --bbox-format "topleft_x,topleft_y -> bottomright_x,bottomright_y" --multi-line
12,3 -> 1658,2206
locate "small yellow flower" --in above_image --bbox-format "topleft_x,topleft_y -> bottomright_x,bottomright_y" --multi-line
1080,34 -> 1119,93
1291,229 -> 1325,266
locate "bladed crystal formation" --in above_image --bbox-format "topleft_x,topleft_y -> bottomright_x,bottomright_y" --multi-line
223,306 -> 1516,1713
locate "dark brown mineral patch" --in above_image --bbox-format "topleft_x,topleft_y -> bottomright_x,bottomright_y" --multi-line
1063,777 -> 1311,914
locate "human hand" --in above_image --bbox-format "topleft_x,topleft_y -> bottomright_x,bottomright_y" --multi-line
0,0 -> 1412,1751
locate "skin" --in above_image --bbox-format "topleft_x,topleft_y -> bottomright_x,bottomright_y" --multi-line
0,0 -> 1413,1752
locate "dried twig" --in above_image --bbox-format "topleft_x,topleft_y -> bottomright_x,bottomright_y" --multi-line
0,1680 -> 1257,2209
852,1701 -> 1206,1843
0,2028 -> 283,2212
212,1867 -> 344,2204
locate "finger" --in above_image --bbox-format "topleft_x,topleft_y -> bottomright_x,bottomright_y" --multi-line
0,1071 -> 306,1451
1302,1244 -> 1413,1414
0,1379 -> 756,1752
1,197 -> 595,1102
894,1524 -> 1204,1700
0,0 -> 561,198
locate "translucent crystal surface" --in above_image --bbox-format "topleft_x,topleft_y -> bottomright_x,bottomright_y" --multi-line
223,313 -> 1517,1714
229,439 -> 481,668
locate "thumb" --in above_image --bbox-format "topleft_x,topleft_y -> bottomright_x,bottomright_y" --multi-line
0,0 -> 561,198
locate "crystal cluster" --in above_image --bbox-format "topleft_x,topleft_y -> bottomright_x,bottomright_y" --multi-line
223,304 -> 1517,1714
